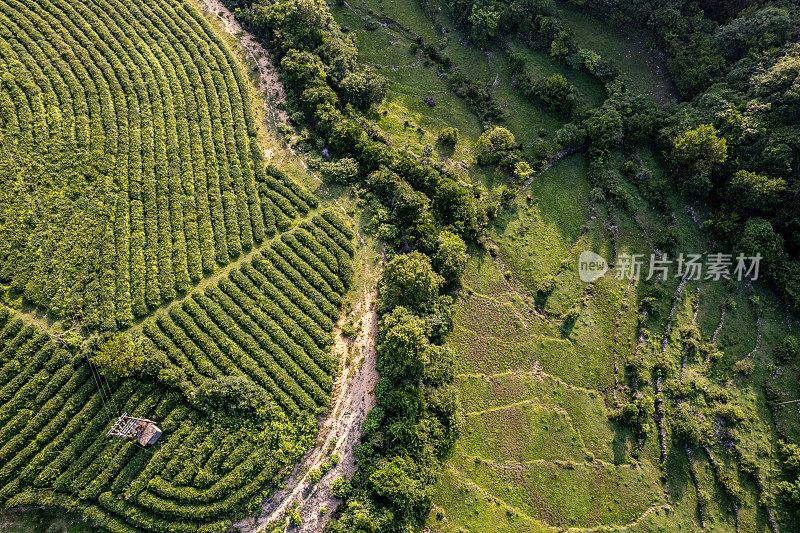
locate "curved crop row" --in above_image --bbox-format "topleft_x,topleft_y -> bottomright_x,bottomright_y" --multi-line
0,0 -> 311,329
0,312 -> 317,531
141,219 -> 354,417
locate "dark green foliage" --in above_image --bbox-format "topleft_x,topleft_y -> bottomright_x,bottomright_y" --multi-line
777,440 -> 800,517
474,126 -> 517,168
736,218 -> 787,270
574,0 -> 800,312
368,456 -> 430,519
670,402 -> 712,447
515,69 -> 585,115
714,7 -> 791,60
555,122 -> 586,148
313,158 -> 360,185
432,230 -> 467,284
91,334 -> 147,382
775,335 -> 799,363
669,34 -> 727,97
376,308 -> 430,384
377,252 -> 444,314
448,72 -> 503,124
330,476 -> 352,499
339,68 -> 389,109
437,127 -> 459,147
197,374 -> 276,418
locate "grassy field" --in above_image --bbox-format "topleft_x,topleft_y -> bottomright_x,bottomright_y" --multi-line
433,150 -> 800,531
0,509 -> 100,533
327,1 -> 800,530
331,0 -> 580,160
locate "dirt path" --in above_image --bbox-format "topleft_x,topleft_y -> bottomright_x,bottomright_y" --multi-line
235,282 -> 380,532
197,0 -> 288,135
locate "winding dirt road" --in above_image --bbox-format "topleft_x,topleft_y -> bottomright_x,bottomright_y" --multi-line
235,287 -> 379,532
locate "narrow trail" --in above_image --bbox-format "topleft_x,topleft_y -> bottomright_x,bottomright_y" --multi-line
745,316 -> 763,361
611,279 -> 636,405
631,313 -> 647,394
681,288 -> 701,382
236,284 -> 380,532
130,209 -> 319,330
197,0 -> 288,130
684,445 -> 706,532
703,446 -> 740,532
483,243 -> 551,325
457,369 -> 603,398
654,277 -> 689,482
712,306 -> 726,345
1,304 -> 66,338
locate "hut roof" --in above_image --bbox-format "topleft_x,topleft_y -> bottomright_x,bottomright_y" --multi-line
137,422 -> 162,446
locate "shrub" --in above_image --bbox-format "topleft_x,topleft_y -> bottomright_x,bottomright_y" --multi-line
474,126 -> 516,168
775,335 -> 799,363
437,127 -> 459,147
91,333 -> 147,381
331,476 -> 352,499
341,321 -> 358,339
308,468 -> 323,483
732,359 -> 754,375
671,403 -> 711,446
197,375 -> 276,419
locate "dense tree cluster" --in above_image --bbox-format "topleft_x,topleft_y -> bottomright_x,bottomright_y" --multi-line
91,333 -> 148,382
327,253 -> 461,531
648,4 -> 800,309
777,440 -> 800,519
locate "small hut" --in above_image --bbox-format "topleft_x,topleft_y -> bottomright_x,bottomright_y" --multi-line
107,413 -> 163,446
136,421 -> 163,446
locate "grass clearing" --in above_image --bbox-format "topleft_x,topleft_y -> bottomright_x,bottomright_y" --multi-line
461,401 -> 588,463
556,1 -> 675,105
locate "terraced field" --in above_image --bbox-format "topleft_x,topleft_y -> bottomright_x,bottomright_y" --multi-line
428,152 -> 800,532
0,0 -> 317,329
0,0 -> 357,530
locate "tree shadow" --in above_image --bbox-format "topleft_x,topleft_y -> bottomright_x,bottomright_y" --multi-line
435,141 -> 455,160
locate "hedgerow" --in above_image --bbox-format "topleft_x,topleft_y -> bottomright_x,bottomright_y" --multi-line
139,216 -> 353,408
